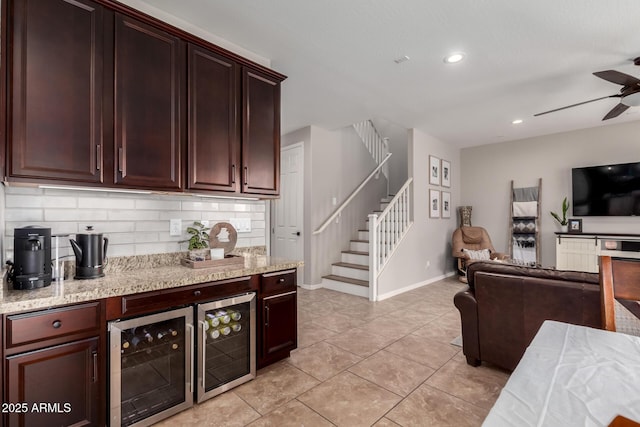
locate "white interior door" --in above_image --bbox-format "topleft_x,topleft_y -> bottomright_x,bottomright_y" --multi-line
273,143 -> 304,283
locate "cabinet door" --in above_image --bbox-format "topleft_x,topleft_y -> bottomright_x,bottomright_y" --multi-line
187,44 -> 239,192
261,291 -> 297,363
242,68 -> 281,195
114,14 -> 184,190
5,337 -> 100,427
9,0 -> 106,184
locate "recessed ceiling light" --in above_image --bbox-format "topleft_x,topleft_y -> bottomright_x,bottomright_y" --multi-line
394,55 -> 410,64
512,119 -> 523,124
443,52 -> 465,64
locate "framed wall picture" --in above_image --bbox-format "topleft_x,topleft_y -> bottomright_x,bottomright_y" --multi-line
429,156 -> 440,186
568,218 -> 582,234
429,189 -> 440,218
442,191 -> 451,218
441,160 -> 451,188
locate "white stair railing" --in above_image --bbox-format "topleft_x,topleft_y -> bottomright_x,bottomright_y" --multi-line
353,120 -> 389,181
368,178 -> 413,301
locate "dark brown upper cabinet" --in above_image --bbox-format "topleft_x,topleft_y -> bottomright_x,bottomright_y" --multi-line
187,44 -> 239,192
3,0 -> 285,196
8,0 -> 107,184
242,68 -> 281,196
114,13 -> 184,191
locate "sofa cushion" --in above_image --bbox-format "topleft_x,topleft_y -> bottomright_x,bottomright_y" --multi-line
466,261 -> 599,291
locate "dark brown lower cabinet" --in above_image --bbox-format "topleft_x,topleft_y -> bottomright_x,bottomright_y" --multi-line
258,270 -> 297,368
261,292 -> 297,363
5,337 -> 100,427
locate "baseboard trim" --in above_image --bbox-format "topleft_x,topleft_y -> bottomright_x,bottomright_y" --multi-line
298,283 -> 323,290
376,271 -> 456,301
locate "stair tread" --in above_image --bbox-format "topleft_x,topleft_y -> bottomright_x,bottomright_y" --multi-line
342,250 -> 369,255
323,275 -> 369,287
358,229 -> 368,232
332,262 -> 369,270
351,239 -> 369,243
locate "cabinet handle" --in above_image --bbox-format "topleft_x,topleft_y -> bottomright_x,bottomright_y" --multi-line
118,147 -> 124,173
278,278 -> 285,283
244,166 -> 248,185
52,320 -> 62,329
265,305 -> 270,327
194,290 -> 201,297
232,164 -> 236,184
96,144 -> 101,171
92,352 -> 98,383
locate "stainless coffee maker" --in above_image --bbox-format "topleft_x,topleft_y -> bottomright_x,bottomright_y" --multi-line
7,226 -> 52,290
70,226 -> 109,279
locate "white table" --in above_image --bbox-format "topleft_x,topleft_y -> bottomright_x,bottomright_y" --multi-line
484,320 -> 640,427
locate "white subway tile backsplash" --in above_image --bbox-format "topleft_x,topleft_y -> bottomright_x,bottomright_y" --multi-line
181,201 -> 220,211
2,188 -> 267,259
135,199 -> 181,210
78,197 -> 135,209
6,195 -> 43,208
6,209 -> 44,222
107,210 -> 160,221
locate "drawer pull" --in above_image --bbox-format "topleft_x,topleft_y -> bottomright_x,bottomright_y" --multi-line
52,320 -> 62,329
278,278 -> 285,283
194,290 -> 201,297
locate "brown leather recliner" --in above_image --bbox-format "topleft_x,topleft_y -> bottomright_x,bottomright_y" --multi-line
451,226 -> 507,282
453,261 -> 601,371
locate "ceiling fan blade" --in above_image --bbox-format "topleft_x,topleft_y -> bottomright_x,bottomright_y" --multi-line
593,70 -> 640,87
534,95 -> 616,117
602,103 -> 629,120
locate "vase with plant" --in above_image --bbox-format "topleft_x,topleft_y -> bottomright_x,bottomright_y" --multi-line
185,221 -> 210,261
550,197 -> 569,232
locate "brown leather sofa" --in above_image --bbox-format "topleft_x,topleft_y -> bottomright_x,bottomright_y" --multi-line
453,261 -> 601,371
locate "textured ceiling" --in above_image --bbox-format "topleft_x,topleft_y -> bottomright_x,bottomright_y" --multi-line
134,0 -> 640,147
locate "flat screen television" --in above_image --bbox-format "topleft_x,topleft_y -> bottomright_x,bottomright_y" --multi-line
572,161 -> 640,216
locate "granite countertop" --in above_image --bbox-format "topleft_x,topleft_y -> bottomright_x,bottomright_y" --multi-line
0,255 -> 302,315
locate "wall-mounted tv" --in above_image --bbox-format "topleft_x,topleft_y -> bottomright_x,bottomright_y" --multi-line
572,161 -> 640,216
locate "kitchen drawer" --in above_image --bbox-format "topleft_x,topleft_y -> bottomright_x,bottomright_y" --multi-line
261,270 -> 296,296
6,302 -> 101,349
109,276 -> 256,319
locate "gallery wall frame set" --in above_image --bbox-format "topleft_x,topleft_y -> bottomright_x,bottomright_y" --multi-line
429,155 -> 452,218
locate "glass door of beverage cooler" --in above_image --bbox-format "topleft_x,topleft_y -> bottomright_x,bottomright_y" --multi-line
109,306 -> 194,427
196,292 -> 256,402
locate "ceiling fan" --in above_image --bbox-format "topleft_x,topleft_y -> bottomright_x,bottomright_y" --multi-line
535,59 -> 640,121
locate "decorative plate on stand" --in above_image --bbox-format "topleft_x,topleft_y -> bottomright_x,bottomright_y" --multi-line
209,222 -> 238,255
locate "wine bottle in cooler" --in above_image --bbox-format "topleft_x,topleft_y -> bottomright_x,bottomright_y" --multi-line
229,322 -> 242,333
218,325 -> 231,336
208,329 -> 220,340
206,313 -> 220,328
228,309 -> 242,321
214,310 -> 231,324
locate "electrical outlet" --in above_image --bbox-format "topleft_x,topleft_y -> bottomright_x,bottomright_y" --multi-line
425,260 -> 431,269
200,220 -> 210,228
169,219 -> 182,236
229,218 -> 251,233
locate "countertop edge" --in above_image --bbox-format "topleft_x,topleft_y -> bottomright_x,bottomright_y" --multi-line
1,258 -> 303,315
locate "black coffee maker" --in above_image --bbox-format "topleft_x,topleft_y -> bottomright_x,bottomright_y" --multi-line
70,226 -> 109,279
7,226 -> 52,290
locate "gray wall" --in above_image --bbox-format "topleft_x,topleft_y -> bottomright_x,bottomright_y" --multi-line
377,128 -> 460,298
461,120 -> 640,268
282,124 -> 388,285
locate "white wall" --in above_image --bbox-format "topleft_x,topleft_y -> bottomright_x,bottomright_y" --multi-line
377,128 -> 460,298
372,119 -> 409,195
3,186 -> 266,262
461,120 -> 640,268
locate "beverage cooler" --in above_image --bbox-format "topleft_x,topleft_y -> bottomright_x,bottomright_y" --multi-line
108,293 -> 256,426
